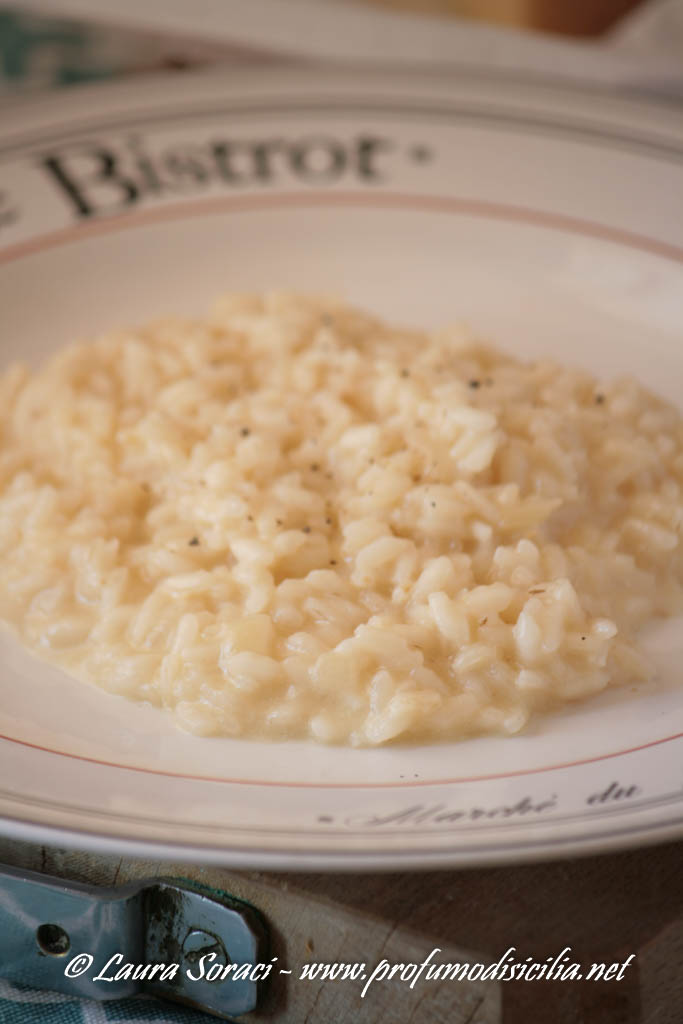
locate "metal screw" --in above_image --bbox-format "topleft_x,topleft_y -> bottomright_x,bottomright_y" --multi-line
181,928 -> 229,970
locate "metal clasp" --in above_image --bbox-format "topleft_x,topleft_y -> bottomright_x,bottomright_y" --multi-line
0,864 -> 268,1019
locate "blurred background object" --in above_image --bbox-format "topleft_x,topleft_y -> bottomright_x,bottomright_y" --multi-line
2,0 -> 683,102
362,0 -> 646,36
0,6 -> 254,97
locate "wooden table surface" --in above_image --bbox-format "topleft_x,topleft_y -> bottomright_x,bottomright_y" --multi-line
1,835 -> 681,1023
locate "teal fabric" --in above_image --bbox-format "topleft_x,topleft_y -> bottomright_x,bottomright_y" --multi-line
0,979 -> 224,1022
0,9 -> 115,90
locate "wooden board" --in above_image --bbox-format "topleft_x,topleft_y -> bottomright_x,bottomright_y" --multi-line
2,837 -> 683,1021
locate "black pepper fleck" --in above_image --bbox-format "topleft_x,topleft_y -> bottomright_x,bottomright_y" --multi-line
302,526 -> 311,534
400,369 -> 410,378
330,559 -> 337,565
595,394 -> 605,404
240,427 -> 251,437
469,379 -> 481,389
325,517 -> 332,525
189,536 -> 200,546
310,463 -> 320,472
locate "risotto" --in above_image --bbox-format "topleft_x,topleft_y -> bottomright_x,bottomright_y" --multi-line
1,292 -> 682,745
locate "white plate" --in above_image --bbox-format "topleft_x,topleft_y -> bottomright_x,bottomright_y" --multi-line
1,69 -> 682,870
